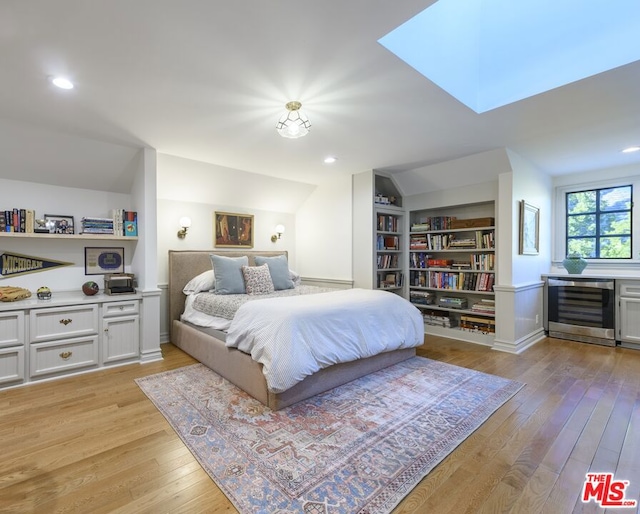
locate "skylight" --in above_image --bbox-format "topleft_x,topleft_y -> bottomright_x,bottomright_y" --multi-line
378,0 -> 640,113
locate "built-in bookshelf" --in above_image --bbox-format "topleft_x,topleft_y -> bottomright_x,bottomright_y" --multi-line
408,202 -> 496,345
375,207 -> 404,293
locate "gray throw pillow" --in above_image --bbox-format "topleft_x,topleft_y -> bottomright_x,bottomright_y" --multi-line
255,255 -> 294,290
210,254 -> 249,294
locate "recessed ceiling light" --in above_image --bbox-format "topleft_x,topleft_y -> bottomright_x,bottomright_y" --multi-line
51,77 -> 74,90
323,156 -> 337,164
622,146 -> 640,153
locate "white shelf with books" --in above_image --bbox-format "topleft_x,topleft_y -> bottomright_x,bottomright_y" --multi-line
375,206 -> 404,294
408,206 -> 496,345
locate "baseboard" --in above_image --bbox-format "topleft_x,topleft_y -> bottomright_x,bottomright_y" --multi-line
492,328 -> 546,354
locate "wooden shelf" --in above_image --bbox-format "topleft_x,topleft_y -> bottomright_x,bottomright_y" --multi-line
0,232 -> 138,241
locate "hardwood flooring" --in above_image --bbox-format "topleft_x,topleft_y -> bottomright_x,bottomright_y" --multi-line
0,336 -> 638,513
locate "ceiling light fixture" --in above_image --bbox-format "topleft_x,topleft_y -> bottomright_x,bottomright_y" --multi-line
622,146 -> 640,153
51,76 -> 74,90
324,156 -> 337,164
276,101 -> 310,139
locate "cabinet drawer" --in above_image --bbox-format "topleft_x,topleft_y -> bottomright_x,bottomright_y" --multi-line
618,281 -> 640,298
29,336 -> 99,377
30,305 -> 99,343
0,311 -> 25,349
103,300 -> 139,318
0,346 -> 25,385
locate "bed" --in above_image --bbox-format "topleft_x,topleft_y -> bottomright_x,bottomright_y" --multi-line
168,250 -> 423,410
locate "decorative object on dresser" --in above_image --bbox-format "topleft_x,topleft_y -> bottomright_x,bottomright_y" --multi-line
84,247 -> 124,275
136,358 -> 523,514
36,286 -> 51,300
81,281 -> 99,296
0,286 -> 31,302
214,211 -> 254,248
104,273 -> 135,295
519,200 -> 539,255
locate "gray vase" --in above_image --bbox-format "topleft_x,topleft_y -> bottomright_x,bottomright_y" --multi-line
562,254 -> 587,274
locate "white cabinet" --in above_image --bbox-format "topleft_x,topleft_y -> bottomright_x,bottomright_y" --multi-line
617,280 -> 640,349
102,300 -> 139,364
0,291 -> 141,388
0,311 -> 25,385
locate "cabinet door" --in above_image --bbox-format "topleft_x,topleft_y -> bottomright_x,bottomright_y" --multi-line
0,311 -> 24,349
102,315 -> 139,363
618,296 -> 640,344
0,346 -> 25,385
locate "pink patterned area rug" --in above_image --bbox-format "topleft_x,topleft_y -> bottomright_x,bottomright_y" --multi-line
136,357 -> 523,513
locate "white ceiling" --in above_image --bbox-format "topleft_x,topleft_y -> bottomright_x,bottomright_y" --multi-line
1,0 -> 639,192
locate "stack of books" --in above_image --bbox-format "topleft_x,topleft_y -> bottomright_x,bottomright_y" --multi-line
81,217 -> 114,235
471,299 -> 496,315
423,311 -> 457,328
410,291 -> 434,306
460,315 -> 496,334
438,296 -> 467,309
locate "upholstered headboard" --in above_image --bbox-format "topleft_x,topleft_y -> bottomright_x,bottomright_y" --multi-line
168,250 -> 288,339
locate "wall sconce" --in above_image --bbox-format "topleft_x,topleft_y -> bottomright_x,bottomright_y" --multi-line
271,224 -> 285,242
177,216 -> 192,239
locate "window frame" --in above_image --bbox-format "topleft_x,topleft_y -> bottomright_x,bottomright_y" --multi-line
553,177 -> 639,269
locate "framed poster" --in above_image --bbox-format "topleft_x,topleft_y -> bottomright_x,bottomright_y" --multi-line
519,200 -> 540,255
84,247 -> 125,275
214,212 -> 254,248
44,214 -> 75,234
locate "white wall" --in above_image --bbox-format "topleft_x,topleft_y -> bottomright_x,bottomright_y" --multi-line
295,174 -> 353,281
0,178 -> 133,292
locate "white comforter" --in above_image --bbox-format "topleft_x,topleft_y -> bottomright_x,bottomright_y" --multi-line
225,288 -> 424,393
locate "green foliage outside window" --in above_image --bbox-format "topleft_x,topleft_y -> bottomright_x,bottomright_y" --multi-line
566,185 -> 632,259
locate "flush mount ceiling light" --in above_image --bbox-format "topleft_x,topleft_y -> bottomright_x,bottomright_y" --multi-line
51,76 -> 74,90
622,146 -> 640,153
276,101 -> 311,139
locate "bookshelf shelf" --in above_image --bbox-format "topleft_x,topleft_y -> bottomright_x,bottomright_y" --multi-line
0,232 -> 137,241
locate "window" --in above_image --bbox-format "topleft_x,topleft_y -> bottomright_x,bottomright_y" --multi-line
565,185 -> 632,259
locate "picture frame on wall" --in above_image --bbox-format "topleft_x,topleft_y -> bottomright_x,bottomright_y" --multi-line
84,247 -> 125,275
519,200 -> 539,255
214,211 -> 254,248
44,214 -> 75,235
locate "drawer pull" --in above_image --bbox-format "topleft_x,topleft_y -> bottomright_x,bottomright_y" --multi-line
59,318 -> 73,326
59,351 -> 73,360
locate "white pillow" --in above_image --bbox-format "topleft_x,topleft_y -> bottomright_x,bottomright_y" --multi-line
290,269 -> 301,286
183,269 -> 215,295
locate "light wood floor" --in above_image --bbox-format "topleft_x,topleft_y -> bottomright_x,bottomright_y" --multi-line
0,336 -> 639,513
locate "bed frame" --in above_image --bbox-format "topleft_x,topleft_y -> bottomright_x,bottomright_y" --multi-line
168,250 -> 416,410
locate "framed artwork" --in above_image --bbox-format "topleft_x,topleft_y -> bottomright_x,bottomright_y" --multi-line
519,200 -> 540,255
84,247 -> 125,275
214,211 -> 254,248
44,214 -> 75,235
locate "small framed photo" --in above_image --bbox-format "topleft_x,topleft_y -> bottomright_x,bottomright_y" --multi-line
84,247 -> 125,275
214,211 -> 254,248
519,200 -> 540,255
44,214 -> 75,235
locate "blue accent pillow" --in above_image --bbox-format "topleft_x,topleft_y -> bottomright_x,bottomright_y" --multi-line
210,254 -> 249,294
255,255 -> 294,290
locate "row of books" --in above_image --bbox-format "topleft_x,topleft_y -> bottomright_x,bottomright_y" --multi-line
409,254 -> 494,271
377,271 -> 403,289
377,214 -> 400,232
0,209 -> 39,233
410,230 -> 494,250
410,216 -> 457,231
460,315 -> 496,334
377,253 -> 399,269
411,271 -> 495,291
377,235 -> 399,250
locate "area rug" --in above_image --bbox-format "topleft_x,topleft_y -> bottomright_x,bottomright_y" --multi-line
136,357 -> 523,513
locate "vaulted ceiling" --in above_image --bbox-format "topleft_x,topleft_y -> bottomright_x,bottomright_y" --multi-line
1,0 -> 639,191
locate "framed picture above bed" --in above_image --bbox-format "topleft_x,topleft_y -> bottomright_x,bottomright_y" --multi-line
214,211 -> 254,248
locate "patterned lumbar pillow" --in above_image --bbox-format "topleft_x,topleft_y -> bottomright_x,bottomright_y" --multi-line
242,264 -> 275,295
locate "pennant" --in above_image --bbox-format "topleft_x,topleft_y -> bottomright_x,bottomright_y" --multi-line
0,252 -> 73,278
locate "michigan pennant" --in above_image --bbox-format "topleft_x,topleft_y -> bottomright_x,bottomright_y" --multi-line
0,252 -> 73,278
